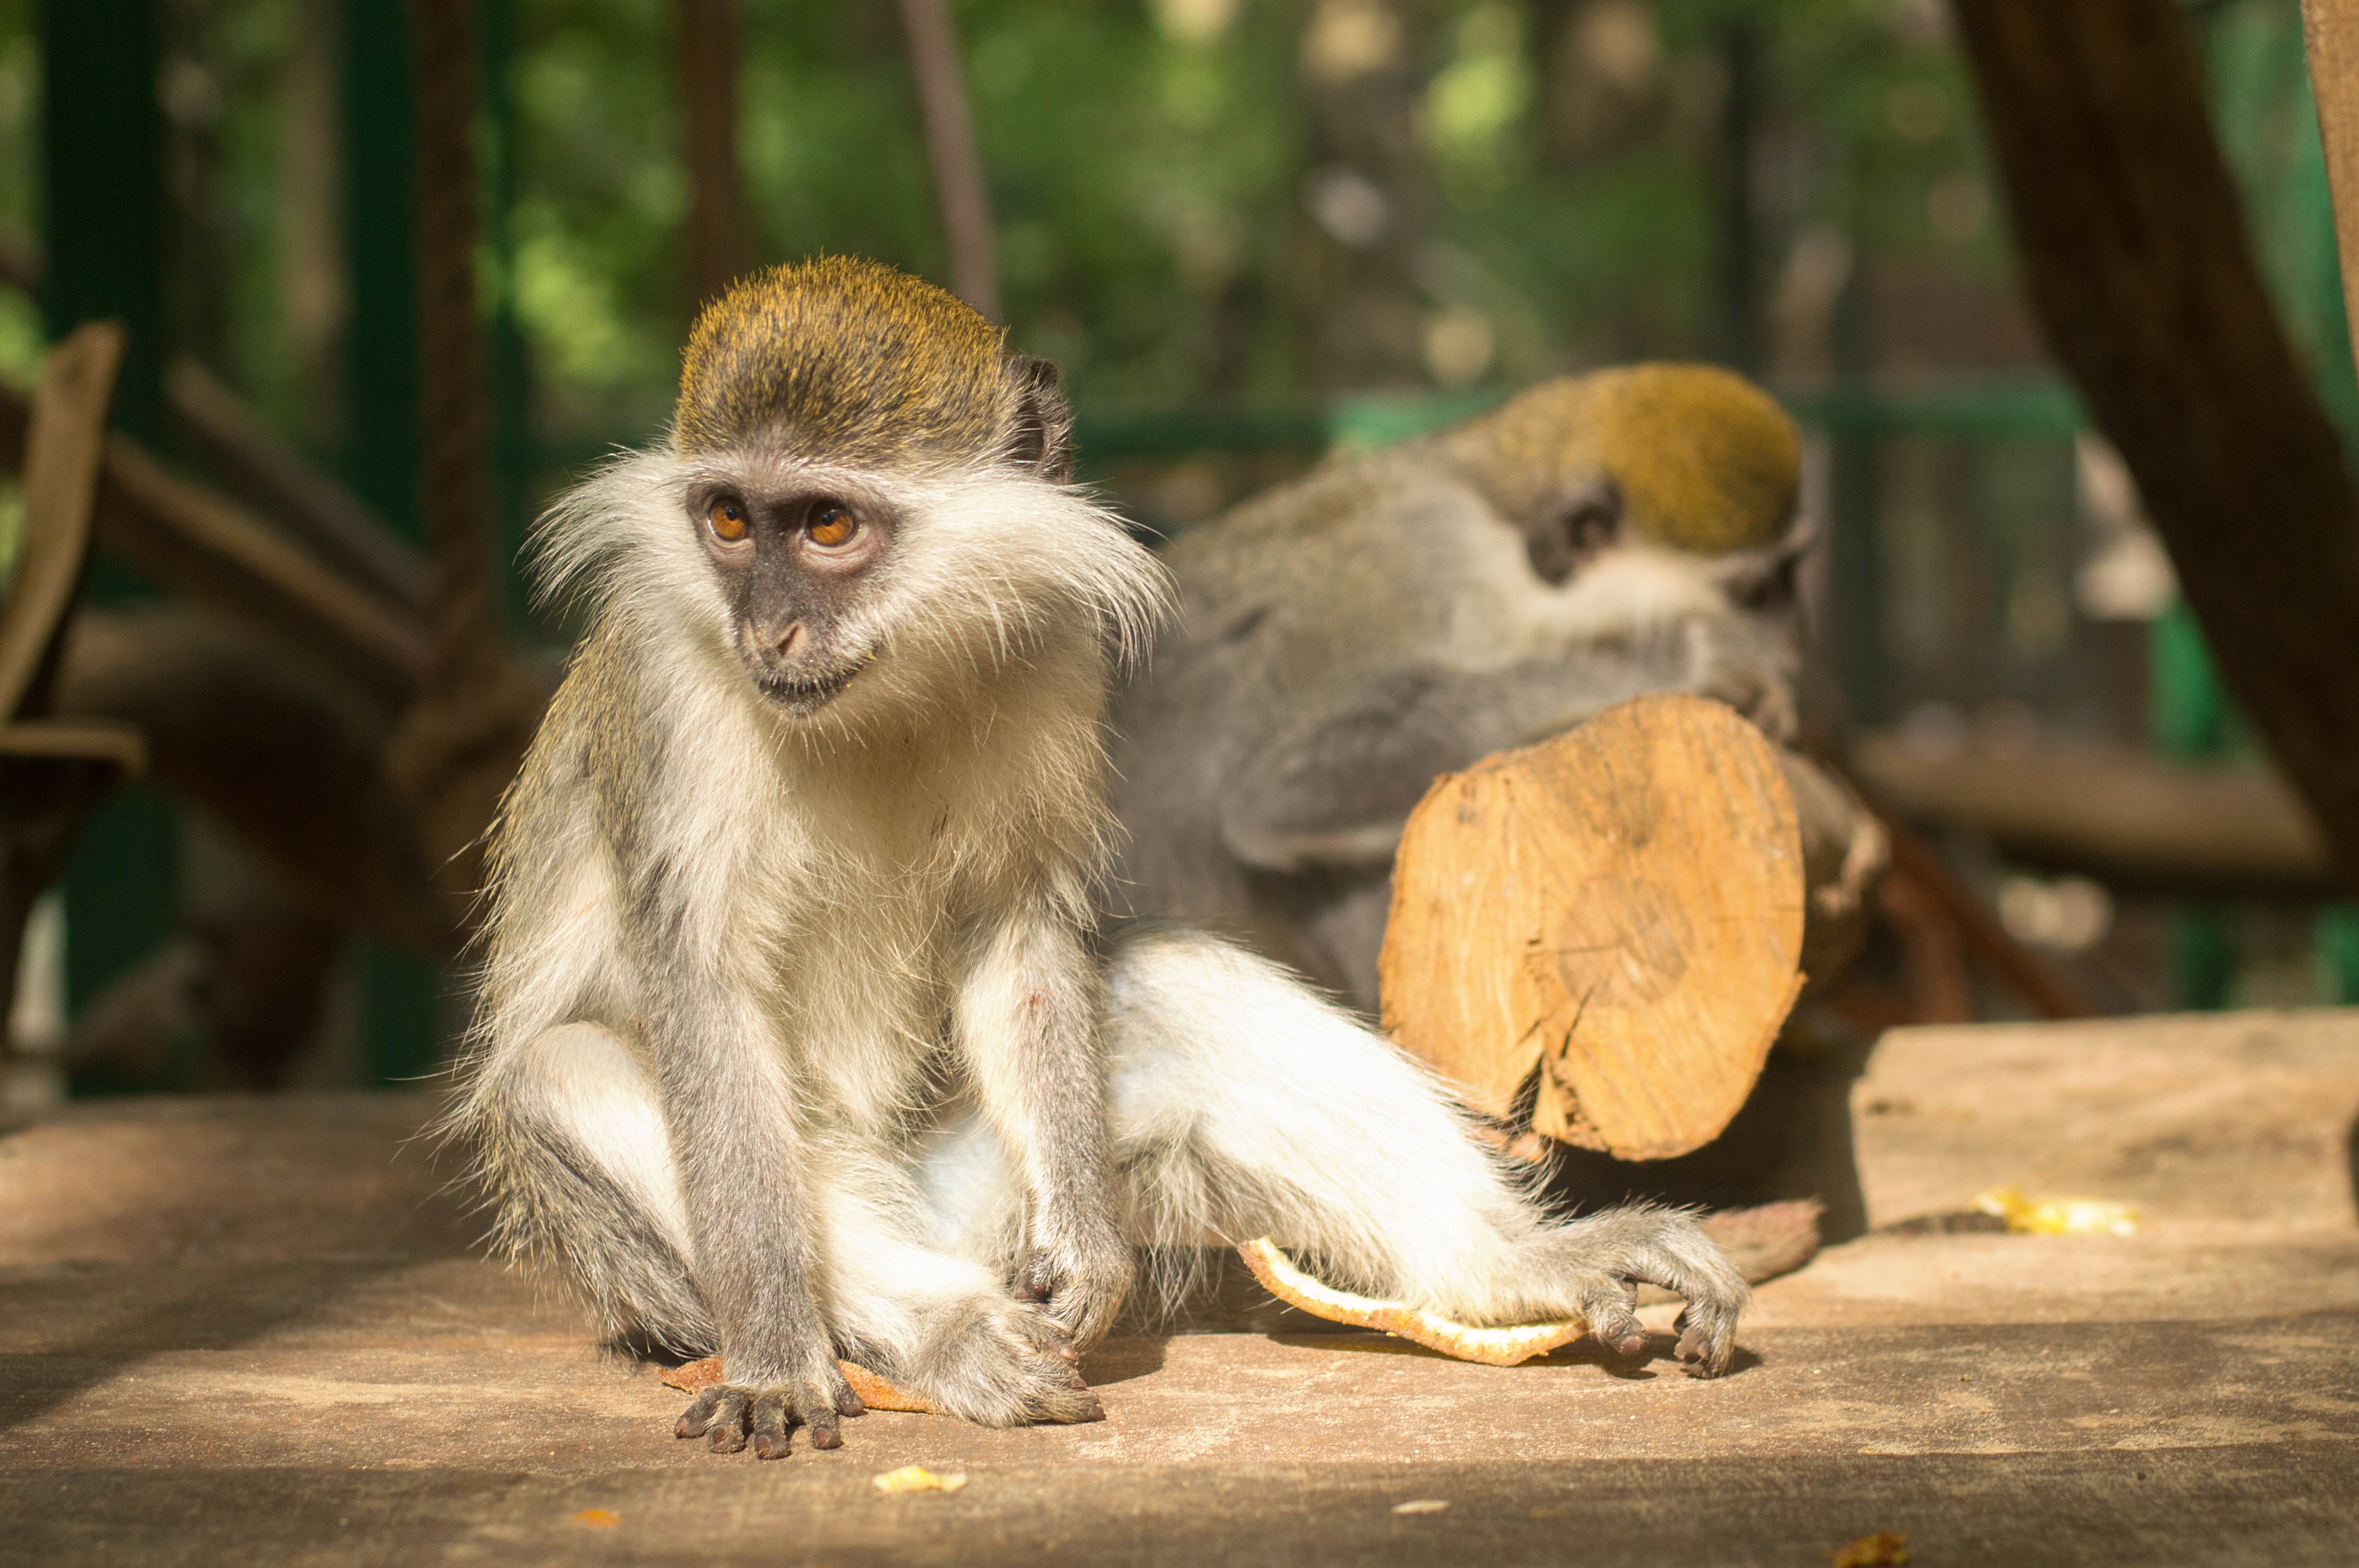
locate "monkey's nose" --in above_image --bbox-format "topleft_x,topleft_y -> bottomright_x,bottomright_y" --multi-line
773,622 -> 803,657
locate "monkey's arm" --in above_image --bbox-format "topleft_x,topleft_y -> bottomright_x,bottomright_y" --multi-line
954,904 -> 1135,1350
1222,624 -> 1770,873
631,891 -> 863,1455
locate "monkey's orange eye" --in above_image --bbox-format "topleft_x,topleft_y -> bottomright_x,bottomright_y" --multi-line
707,500 -> 750,542
808,507 -> 858,548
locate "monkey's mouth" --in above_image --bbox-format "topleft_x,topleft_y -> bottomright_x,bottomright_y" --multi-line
751,653 -> 873,713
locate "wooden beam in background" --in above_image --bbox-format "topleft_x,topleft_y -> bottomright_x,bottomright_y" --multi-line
676,0 -> 754,308
2303,2 -> 2359,385
898,0 -> 1001,321
1953,0 -> 2359,897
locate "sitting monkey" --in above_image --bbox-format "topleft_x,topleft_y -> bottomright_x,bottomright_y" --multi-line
447,259 -> 1746,1458
1113,366 -> 1815,1009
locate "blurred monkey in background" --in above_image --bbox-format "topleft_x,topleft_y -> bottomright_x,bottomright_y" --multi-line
1113,366 -> 1832,1011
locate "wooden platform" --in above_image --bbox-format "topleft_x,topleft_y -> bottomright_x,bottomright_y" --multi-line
3,1010 -> 2356,1565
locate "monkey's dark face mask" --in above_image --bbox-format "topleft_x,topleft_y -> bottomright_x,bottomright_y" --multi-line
688,482 -> 892,714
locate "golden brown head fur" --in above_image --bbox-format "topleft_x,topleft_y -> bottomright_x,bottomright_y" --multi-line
675,256 -> 1013,467
1443,364 -> 1800,554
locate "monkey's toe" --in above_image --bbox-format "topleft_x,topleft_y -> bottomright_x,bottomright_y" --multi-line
1674,1303 -> 1739,1378
1025,1380 -> 1107,1424
677,1376 -> 855,1458
1575,1275 -> 1649,1359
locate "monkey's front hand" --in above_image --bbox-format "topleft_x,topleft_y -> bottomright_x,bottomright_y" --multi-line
1681,616 -> 1798,745
674,1356 -> 865,1460
1016,1214 -> 1136,1352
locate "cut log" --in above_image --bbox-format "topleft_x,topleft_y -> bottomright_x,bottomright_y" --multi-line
1379,693 -> 1805,1162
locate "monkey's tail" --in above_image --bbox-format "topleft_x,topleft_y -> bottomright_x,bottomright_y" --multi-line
1099,926 -> 1601,1327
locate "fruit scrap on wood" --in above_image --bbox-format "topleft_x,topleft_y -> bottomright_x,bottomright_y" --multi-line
1237,1237 -> 1587,1365
872,1466 -> 967,1494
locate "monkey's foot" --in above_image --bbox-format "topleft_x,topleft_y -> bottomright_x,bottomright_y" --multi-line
1537,1205 -> 1749,1378
902,1299 -> 1108,1429
674,1367 -> 866,1460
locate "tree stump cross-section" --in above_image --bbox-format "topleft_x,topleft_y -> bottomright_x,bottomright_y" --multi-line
1379,693 -> 1805,1161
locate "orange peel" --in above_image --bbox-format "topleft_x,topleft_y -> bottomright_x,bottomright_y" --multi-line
1236,1237 -> 1588,1366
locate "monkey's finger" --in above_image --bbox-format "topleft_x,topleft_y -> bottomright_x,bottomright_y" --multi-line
1576,1277 -> 1648,1359
703,1388 -> 753,1453
750,1390 -> 793,1461
823,1361 -> 866,1418
803,1401 -> 843,1451
674,1384 -> 732,1440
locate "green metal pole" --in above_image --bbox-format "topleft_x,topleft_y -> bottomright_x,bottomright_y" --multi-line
481,0 -> 535,636
1717,18 -> 1763,380
342,0 -> 440,1084
39,0 -> 181,1065
343,0 -> 423,541
1828,245 -> 1885,726
38,2 -> 164,442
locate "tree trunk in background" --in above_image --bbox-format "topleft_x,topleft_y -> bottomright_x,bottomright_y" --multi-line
408,0 -> 500,691
675,0 -> 754,310
1292,0 -> 1436,391
1952,0 -> 2359,896
898,0 -> 1000,322
284,0 -> 349,456
2302,3 -> 2359,411
392,0 -> 550,915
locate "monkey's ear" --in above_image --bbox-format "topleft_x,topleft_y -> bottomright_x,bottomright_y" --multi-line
1521,477 -> 1622,586
1714,517 -> 1814,611
1005,354 -> 1076,483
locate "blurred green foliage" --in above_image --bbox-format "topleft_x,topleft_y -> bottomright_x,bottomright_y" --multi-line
0,0 -> 2016,457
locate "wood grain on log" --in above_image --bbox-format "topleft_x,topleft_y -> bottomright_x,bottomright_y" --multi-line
1955,0 -> 2359,896
1379,693 -> 1804,1162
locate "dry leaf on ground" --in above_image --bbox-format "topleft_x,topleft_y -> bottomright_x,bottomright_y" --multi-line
1831,1530 -> 1910,1567
659,1356 -> 938,1412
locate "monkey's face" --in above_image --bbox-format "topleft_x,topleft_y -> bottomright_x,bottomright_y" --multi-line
686,472 -> 894,714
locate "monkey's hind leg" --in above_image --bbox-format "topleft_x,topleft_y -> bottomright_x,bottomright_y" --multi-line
818,1155 -> 1105,1429
1104,930 -> 1749,1373
452,1022 -> 714,1354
